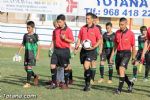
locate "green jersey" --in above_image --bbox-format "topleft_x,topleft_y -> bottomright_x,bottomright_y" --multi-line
22,33 -> 39,59
103,32 -> 115,49
138,35 -> 146,50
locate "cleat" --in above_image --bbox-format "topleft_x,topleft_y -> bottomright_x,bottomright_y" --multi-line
128,82 -> 134,93
47,82 -> 57,89
83,85 -> 90,92
23,83 -> 31,88
107,80 -> 113,84
130,78 -> 137,82
114,89 -> 121,95
90,80 -> 95,85
98,78 -> 104,83
143,78 -> 148,82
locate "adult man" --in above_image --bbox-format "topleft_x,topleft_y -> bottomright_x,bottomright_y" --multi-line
49,14 -> 74,89
75,13 -> 102,91
110,17 -> 136,94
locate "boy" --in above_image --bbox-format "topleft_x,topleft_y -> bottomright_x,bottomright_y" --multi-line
98,22 -> 115,84
131,26 -> 147,82
17,21 -> 40,88
141,27 -> 150,82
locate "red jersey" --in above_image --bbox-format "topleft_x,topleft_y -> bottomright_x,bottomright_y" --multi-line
52,26 -> 74,48
147,27 -> 150,40
115,29 -> 135,51
78,24 -> 102,46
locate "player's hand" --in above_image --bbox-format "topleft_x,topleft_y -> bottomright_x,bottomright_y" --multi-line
109,57 -> 113,64
132,59 -> 136,65
60,34 -> 66,40
140,57 -> 144,64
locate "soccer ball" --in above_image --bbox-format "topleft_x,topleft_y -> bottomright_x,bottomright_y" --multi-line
82,39 -> 92,49
13,54 -> 22,62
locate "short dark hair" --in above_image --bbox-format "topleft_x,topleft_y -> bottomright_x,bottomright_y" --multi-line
57,14 -> 66,20
93,14 -> 97,19
140,26 -> 147,33
119,17 -> 127,22
86,12 -> 94,18
27,21 -> 35,28
106,22 -> 112,27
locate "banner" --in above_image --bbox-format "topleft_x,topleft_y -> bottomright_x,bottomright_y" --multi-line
0,0 -> 150,18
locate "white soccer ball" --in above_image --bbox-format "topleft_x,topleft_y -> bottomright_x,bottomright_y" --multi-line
82,39 -> 92,49
13,54 -> 22,62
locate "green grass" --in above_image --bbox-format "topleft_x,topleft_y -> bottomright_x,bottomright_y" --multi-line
0,46 -> 150,100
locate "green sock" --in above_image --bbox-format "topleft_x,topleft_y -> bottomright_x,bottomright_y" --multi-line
108,67 -> 113,80
90,68 -> 96,81
133,66 -> 137,78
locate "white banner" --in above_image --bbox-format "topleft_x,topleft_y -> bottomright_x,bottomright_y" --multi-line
0,0 -> 150,18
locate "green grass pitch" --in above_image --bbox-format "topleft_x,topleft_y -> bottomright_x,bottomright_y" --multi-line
0,46 -> 150,100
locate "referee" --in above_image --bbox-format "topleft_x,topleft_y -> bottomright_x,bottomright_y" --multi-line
110,17 -> 136,94
49,14 -> 74,89
75,13 -> 102,91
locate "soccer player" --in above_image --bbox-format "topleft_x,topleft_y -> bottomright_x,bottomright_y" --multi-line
131,26 -> 147,82
141,27 -> 150,82
110,17 -> 136,94
49,14 -> 74,89
98,22 -> 115,84
75,12 -> 102,91
17,21 -> 40,88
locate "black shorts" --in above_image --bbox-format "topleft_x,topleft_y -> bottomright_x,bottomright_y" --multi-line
145,51 -> 150,67
115,50 -> 131,70
51,48 -> 70,68
136,50 -> 143,61
100,48 -> 113,64
80,48 -> 97,64
24,58 -> 36,66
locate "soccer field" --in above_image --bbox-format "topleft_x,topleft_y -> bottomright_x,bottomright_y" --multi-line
0,46 -> 150,100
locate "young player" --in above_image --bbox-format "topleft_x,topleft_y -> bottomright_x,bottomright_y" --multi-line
131,26 -> 147,82
110,17 -> 136,94
141,27 -> 150,82
98,22 -> 115,84
75,12 -> 102,91
17,21 -> 40,88
48,14 -> 74,89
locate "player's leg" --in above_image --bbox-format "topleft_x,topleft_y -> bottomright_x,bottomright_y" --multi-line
68,64 -> 73,84
90,60 -> 96,85
98,52 -> 106,83
48,51 -> 58,89
121,52 -> 133,93
143,51 -> 150,82
107,49 -> 114,84
131,61 -> 139,82
114,52 -> 124,94
131,51 -> 141,81
59,48 -> 70,89
83,60 -> 91,91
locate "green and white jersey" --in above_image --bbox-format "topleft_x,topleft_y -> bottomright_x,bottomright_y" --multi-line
22,33 -> 39,59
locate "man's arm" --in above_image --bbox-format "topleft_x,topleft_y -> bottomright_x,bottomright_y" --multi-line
17,44 -> 24,54
141,40 -> 149,60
